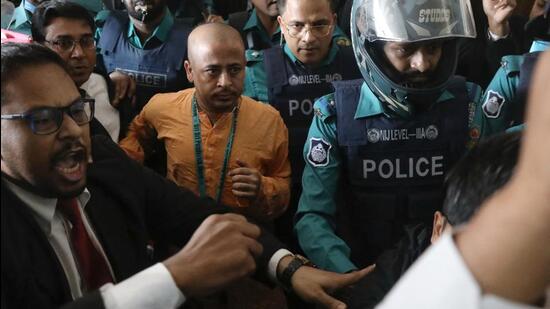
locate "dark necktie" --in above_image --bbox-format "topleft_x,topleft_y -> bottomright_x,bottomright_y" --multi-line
57,198 -> 113,291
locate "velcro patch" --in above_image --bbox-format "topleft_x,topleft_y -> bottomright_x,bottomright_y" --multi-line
482,90 -> 505,119
307,138 -> 332,167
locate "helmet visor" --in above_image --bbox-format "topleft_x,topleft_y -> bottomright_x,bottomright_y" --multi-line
353,0 -> 477,43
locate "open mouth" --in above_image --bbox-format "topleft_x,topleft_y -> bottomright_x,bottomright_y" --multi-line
53,148 -> 86,182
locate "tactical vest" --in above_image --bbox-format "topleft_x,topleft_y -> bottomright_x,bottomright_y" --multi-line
515,52 -> 542,123
265,45 -> 361,184
97,11 -> 191,114
334,78 -> 469,266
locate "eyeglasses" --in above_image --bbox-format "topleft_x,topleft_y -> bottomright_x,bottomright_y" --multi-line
1,99 -> 95,135
281,19 -> 333,38
45,36 -> 96,53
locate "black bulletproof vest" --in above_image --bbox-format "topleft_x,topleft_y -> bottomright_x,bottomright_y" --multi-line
97,11 -> 192,114
264,45 -> 361,184
334,77 -> 469,267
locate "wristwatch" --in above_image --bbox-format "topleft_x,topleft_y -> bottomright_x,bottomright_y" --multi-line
278,255 -> 315,291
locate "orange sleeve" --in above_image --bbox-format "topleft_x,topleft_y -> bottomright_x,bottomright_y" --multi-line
119,102 -> 158,164
255,115 -> 291,220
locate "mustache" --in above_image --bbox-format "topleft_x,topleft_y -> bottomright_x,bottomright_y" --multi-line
401,71 -> 434,83
52,141 -> 87,163
212,88 -> 240,97
298,44 -> 319,49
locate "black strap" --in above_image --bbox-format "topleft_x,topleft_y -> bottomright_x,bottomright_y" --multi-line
264,46 -> 288,96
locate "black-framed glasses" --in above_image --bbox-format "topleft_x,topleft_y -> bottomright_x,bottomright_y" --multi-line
45,36 -> 96,53
1,98 -> 95,135
281,19 -> 334,38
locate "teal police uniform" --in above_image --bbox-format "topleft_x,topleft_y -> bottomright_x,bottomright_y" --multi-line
294,78 -> 530,273
227,8 -> 282,51
294,0 -> 528,274
95,8 -> 175,50
6,0 -> 104,35
95,8 -> 191,112
6,0 -> 34,35
481,40 -> 549,136
242,28 -> 356,252
243,27 -> 351,102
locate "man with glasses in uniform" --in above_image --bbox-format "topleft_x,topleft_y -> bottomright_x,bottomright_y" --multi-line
242,0 -> 361,252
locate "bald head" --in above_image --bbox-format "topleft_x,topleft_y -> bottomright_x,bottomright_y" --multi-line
187,23 -> 245,63
184,22 -> 247,116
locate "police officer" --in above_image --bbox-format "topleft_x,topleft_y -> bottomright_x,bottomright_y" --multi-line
95,0 -> 192,115
482,0 -> 549,134
227,0 -> 281,51
243,0 -> 361,251
295,0 -> 527,273
6,0 -> 104,35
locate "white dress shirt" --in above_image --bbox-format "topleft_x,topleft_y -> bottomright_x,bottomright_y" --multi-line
377,232 -> 540,309
81,73 -> 120,142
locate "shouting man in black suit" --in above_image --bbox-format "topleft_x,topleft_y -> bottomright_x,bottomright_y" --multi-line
0,43 -> 373,309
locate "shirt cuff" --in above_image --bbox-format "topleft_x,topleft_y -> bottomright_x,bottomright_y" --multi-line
100,263 -> 186,309
487,29 -> 510,41
268,249 -> 293,283
376,232 -> 480,309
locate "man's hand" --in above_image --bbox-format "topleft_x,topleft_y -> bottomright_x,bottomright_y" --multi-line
109,70 -> 136,108
229,159 -> 262,200
277,256 -> 375,309
483,0 -> 517,37
163,214 -> 263,297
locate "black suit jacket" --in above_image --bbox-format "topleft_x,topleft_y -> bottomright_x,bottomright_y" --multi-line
1,136 -> 283,309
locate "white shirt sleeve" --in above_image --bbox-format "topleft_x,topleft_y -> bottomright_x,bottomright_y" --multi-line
100,250 -> 293,308
100,263 -> 186,309
268,249 -> 293,283
487,29 -> 510,41
376,232 -> 537,309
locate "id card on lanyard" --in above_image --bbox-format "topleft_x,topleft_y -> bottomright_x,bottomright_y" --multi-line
192,95 -> 239,203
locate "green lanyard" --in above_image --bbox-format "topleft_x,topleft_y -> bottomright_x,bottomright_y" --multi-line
192,96 -> 238,203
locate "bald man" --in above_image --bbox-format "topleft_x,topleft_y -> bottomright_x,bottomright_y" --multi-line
120,22 -> 290,307
121,22 -> 290,222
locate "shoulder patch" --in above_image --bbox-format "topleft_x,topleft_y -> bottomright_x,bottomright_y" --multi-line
335,37 -> 351,47
482,90 -> 505,118
245,49 -> 264,62
313,94 -> 336,121
307,138 -> 332,167
500,55 -> 522,76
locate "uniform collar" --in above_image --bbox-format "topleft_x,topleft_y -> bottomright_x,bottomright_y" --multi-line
127,8 -> 174,48
243,9 -> 281,43
283,40 -> 339,68
529,40 -> 549,52
10,2 -> 31,30
355,82 -> 456,119
23,0 -> 36,14
355,82 -> 385,119
4,178 -> 91,235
